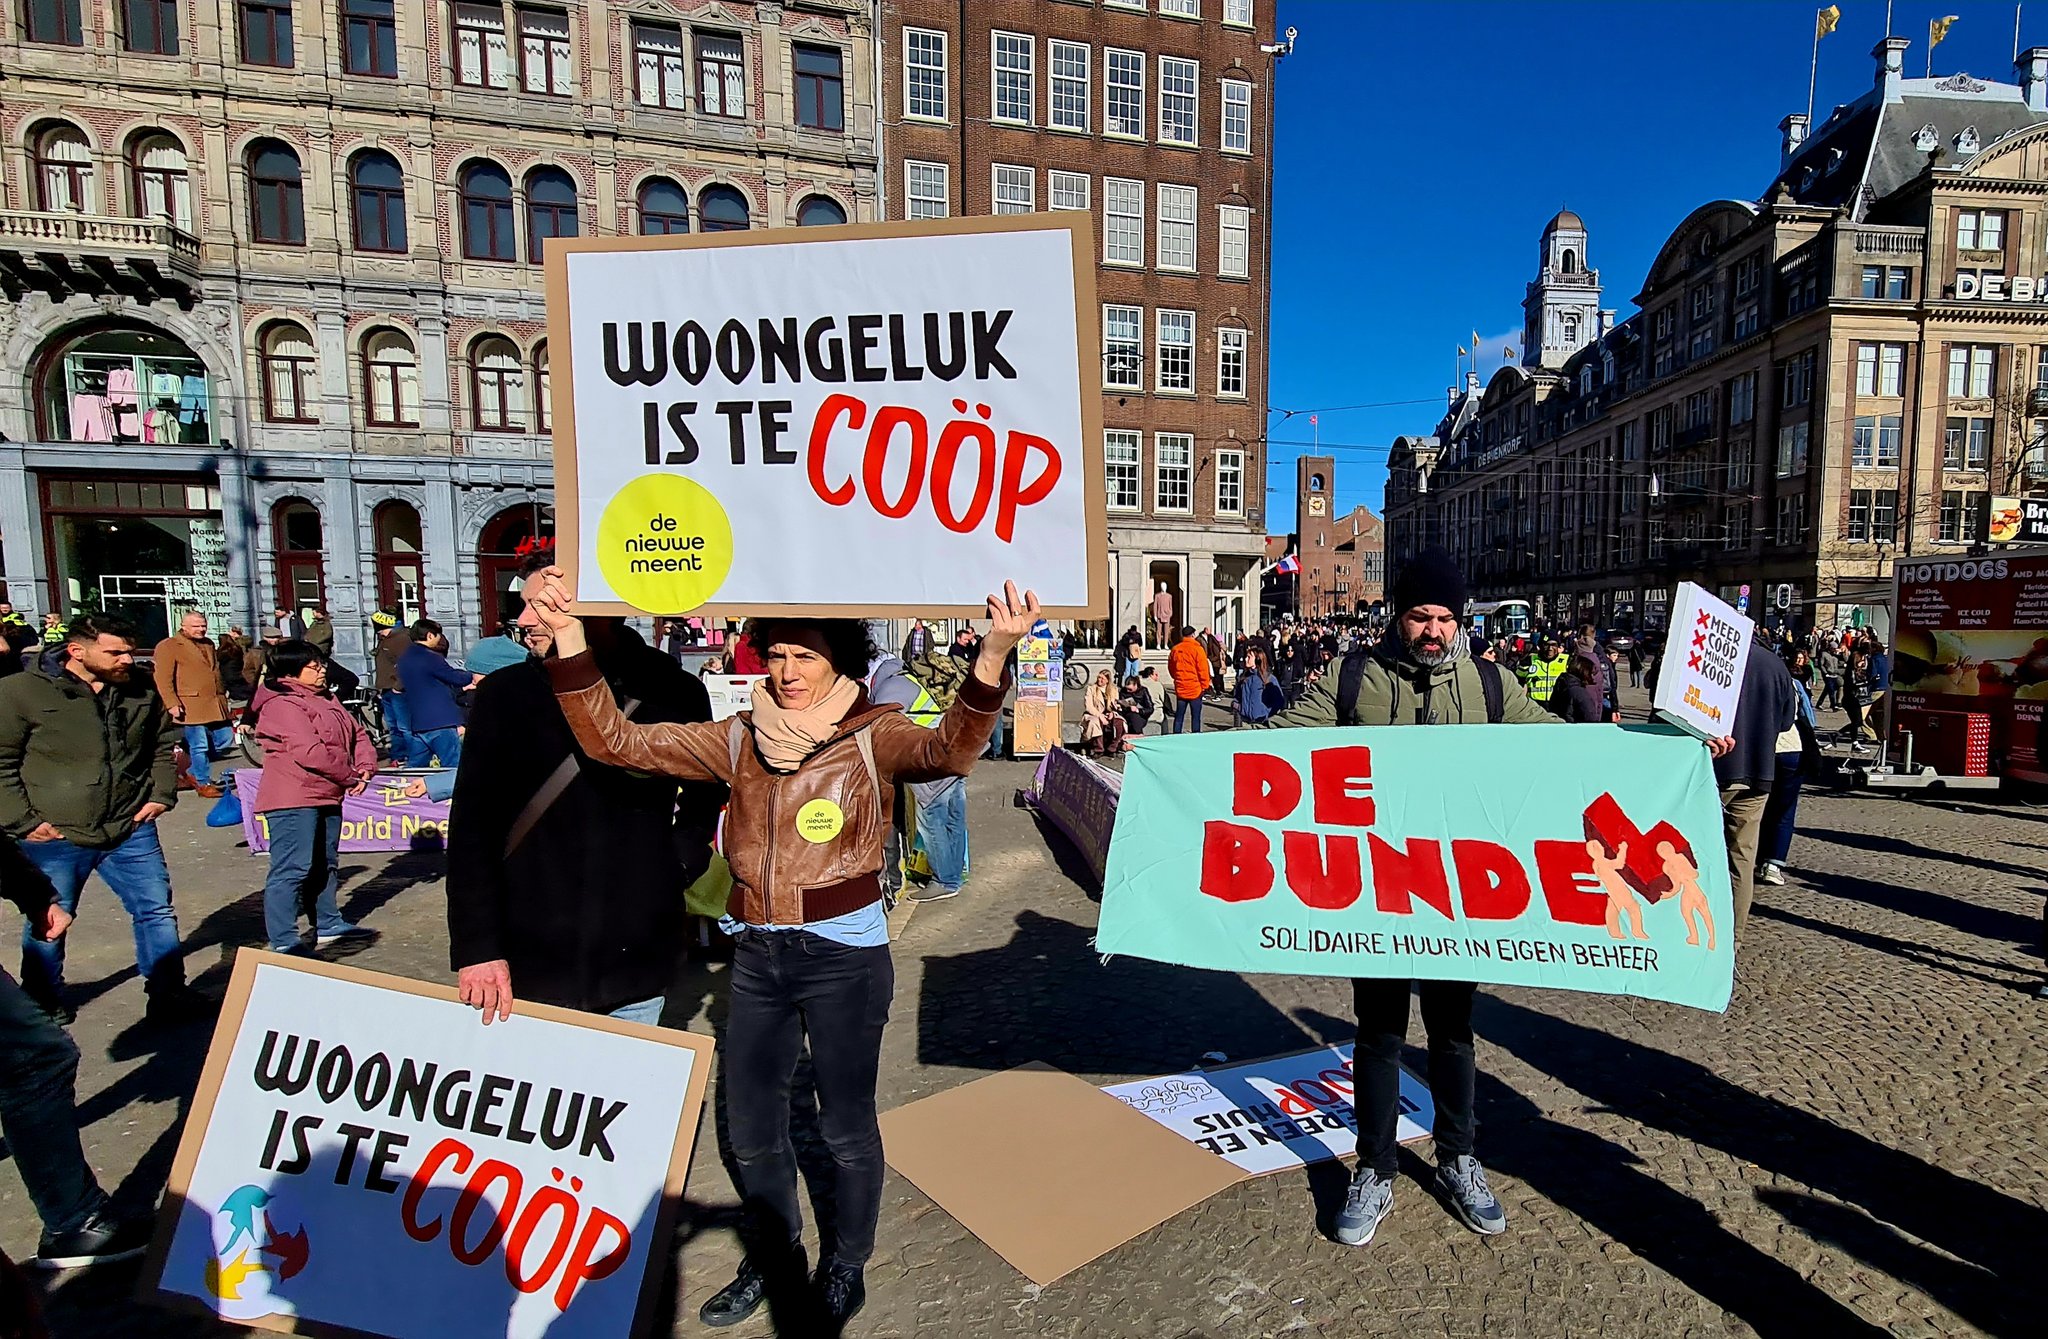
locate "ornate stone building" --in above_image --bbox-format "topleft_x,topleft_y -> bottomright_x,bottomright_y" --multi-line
1388,39 -> 2048,634
0,0 -> 877,664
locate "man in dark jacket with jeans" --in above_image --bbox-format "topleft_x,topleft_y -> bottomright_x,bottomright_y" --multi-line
446,582 -> 724,1026
0,614 -> 206,1026
1716,633 -> 1801,937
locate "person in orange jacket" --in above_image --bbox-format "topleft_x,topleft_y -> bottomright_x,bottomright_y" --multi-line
1167,625 -> 1212,734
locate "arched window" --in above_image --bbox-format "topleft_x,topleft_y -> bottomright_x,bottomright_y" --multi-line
533,343 -> 552,433
272,498 -> 326,614
1309,473 -> 1324,492
638,177 -> 688,234
260,322 -> 318,423
471,336 -> 524,431
362,328 -> 419,427
459,161 -> 515,261
33,124 -> 93,213
372,500 -> 423,622
698,184 -> 749,232
1561,248 -> 1577,274
525,167 -> 578,262
129,133 -> 191,230
350,150 -> 408,253
248,140 -> 305,244
478,504 -> 553,631
796,195 -> 846,227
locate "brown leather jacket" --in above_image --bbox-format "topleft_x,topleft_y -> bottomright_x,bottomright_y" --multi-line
546,652 -> 1002,925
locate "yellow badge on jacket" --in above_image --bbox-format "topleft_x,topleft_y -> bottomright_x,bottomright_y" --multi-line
795,799 -> 846,844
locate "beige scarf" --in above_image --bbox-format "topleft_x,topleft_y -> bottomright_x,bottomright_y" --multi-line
749,674 -> 860,772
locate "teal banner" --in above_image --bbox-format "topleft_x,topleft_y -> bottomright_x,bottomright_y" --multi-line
1097,726 -> 1735,1012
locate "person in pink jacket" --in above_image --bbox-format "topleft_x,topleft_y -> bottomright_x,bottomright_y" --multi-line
251,641 -> 379,953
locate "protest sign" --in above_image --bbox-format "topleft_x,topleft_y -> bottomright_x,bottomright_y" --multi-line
1103,1043 -> 1433,1177
1096,726 -> 1734,1011
1022,746 -> 1122,886
234,771 -> 450,854
1650,582 -> 1754,740
545,215 -> 1106,618
1012,619 -> 1064,756
147,953 -> 711,1339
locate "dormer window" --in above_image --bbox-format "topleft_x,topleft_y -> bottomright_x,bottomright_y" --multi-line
1913,123 -> 1937,151
1826,148 -> 1844,174
1580,366 -> 1594,396
1956,125 -> 1980,154
1800,166 -> 1817,190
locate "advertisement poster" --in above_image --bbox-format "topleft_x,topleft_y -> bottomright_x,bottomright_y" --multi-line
1097,727 -> 1734,1012
1012,618 -> 1064,757
1986,496 -> 2048,546
545,216 -> 1106,618
234,771 -> 451,854
1892,551 -> 2048,779
1650,582 -> 1754,741
1103,1044 -> 1434,1177
148,954 -> 711,1339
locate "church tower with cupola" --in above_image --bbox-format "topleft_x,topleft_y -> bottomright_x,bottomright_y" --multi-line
1522,209 -> 1605,371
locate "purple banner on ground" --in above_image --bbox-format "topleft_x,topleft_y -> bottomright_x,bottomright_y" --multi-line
233,770 -> 452,853
1024,748 -> 1122,886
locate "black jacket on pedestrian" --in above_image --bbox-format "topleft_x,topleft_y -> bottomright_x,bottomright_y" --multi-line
1714,645 -> 1801,792
1550,671 -> 1606,723
446,627 -> 726,1014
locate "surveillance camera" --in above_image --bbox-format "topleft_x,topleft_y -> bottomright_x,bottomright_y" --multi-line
1285,25 -> 1297,40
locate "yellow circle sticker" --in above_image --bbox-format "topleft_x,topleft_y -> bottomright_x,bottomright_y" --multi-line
596,473 -> 734,613
795,799 -> 846,844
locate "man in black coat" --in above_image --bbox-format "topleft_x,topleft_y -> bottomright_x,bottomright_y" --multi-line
446,593 -> 724,1026
1715,633 -> 1800,940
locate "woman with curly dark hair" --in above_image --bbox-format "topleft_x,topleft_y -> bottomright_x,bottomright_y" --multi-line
518,568 -> 1036,1332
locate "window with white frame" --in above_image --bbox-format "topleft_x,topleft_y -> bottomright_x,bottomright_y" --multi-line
1104,304 -> 1141,389
1105,177 -> 1143,265
1159,56 -> 1197,145
992,164 -> 1033,214
1157,309 -> 1194,392
1048,170 -> 1088,212
1854,345 -> 1877,396
1217,326 -> 1247,398
1049,39 -> 1089,131
1155,432 -> 1193,512
1218,203 -> 1249,277
1856,342 -> 1906,396
1221,79 -> 1251,153
1957,208 -> 2005,251
993,31 -> 1033,124
1948,344 -> 1996,398
518,7 -> 572,96
454,3 -> 511,87
1969,415 -> 1991,469
905,160 -> 948,220
634,23 -> 687,109
1157,184 -> 1196,271
1106,430 -> 1141,510
1160,0 -> 1197,15
1216,448 -> 1244,515
1225,0 -> 1252,25
904,27 -> 946,121
1728,370 -> 1756,425
1106,48 -> 1144,138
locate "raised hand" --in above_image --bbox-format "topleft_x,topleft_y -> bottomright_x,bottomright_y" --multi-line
975,581 -> 1042,683
518,565 -> 587,658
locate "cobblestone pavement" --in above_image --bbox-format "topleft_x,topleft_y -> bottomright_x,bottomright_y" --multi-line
19,705 -> 2048,1337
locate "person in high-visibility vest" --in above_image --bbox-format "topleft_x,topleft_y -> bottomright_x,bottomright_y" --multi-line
1520,636 -> 1570,707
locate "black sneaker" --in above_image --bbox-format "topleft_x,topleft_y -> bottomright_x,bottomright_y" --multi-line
33,1210 -> 152,1270
145,984 -> 219,1027
699,1244 -> 807,1329
816,1261 -> 867,1330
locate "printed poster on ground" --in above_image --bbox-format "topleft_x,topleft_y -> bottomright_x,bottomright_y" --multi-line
1097,727 -> 1735,1012
146,952 -> 711,1339
1650,581 -> 1754,741
545,215 -> 1107,618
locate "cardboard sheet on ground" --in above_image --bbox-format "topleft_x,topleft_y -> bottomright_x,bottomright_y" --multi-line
880,1064 -> 1245,1286
1102,1043 -> 1433,1177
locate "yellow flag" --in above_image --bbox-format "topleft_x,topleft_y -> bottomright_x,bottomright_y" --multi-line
1932,14 -> 1960,48
1816,5 -> 1840,39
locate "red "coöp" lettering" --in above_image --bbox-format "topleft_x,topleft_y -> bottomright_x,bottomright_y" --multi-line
807,394 -> 1062,541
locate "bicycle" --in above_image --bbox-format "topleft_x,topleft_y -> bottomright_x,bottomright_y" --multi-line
1064,659 -> 1090,690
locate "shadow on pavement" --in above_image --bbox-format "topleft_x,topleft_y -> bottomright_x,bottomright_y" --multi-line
1786,859 -> 2041,948
1755,903 -> 2042,993
1476,996 -> 2047,1333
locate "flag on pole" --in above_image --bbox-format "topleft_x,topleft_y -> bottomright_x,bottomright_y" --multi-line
1816,4 -> 1840,38
1274,554 -> 1302,576
1457,344 -> 1467,356
1932,14 -> 1960,47
1471,329 -> 1481,351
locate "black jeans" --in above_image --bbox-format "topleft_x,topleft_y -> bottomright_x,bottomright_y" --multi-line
0,966 -> 106,1236
1352,978 -> 1477,1177
726,930 -> 893,1268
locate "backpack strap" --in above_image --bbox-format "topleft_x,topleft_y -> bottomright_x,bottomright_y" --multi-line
727,716 -> 746,773
855,725 -> 881,805
1336,649 -> 1371,726
1475,658 -> 1505,724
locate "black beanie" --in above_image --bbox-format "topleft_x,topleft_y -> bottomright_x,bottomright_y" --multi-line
1390,547 -> 1468,618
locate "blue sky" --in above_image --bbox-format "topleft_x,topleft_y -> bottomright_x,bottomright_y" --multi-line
1266,0 -> 2038,528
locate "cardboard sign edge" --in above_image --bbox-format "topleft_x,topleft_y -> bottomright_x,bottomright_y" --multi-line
138,949 -> 716,1339
545,211 -> 1109,620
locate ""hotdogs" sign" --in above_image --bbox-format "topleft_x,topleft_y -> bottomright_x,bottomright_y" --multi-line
546,215 -> 1106,617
